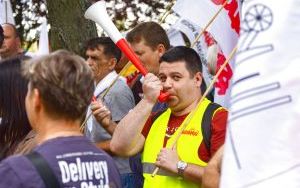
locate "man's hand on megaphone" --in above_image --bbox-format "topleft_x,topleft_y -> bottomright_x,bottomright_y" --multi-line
143,73 -> 163,104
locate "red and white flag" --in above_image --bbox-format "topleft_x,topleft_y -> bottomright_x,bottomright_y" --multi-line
221,0 -> 300,187
172,0 -> 241,107
172,0 -> 240,59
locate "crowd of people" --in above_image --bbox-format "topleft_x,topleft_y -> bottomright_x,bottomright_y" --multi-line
0,21 -> 228,188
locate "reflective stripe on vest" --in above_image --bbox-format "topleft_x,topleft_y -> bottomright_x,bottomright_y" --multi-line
142,98 -> 211,188
143,163 -> 177,177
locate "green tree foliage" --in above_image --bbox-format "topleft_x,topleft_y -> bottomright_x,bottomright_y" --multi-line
100,0 -> 169,31
11,0 -> 171,53
11,0 -> 47,50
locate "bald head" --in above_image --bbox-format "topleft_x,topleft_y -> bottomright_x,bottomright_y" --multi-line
0,23 -> 23,59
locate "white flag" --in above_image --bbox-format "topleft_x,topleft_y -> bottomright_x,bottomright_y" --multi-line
37,18 -> 49,55
221,0 -> 300,187
167,27 -> 185,47
0,0 -> 15,25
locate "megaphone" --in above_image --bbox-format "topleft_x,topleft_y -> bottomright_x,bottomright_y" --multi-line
85,1 -> 169,102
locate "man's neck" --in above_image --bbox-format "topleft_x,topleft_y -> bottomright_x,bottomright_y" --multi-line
95,70 -> 115,85
35,118 -> 82,145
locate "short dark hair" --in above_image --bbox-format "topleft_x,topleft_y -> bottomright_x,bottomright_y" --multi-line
23,50 -> 95,120
0,25 -> 4,47
159,46 -> 202,77
85,37 -> 122,63
126,21 -> 170,50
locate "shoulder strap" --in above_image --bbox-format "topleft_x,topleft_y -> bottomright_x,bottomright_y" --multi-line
151,102 -> 220,152
26,151 -> 60,188
201,102 -> 222,153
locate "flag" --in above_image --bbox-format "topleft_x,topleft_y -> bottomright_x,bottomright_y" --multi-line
37,18 -> 49,55
169,18 -> 213,89
0,0 -> 15,25
172,0 -> 240,59
221,0 -> 300,187
167,27 -> 186,47
172,0 -> 240,108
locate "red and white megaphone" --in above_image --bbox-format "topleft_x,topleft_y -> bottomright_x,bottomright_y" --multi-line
85,1 -> 169,102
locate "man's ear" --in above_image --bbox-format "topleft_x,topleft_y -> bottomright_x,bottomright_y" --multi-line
32,88 -> 42,111
108,58 -> 117,71
194,72 -> 203,88
157,44 -> 166,57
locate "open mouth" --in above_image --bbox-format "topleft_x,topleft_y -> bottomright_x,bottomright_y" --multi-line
165,94 -> 176,102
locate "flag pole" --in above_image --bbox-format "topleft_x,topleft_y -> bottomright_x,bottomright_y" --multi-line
191,0 -> 227,48
151,44 -> 238,177
158,0 -> 176,24
80,62 -> 133,132
5,0 -> 8,23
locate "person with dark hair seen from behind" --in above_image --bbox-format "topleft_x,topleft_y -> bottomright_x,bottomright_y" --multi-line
0,23 -> 25,60
110,46 -> 228,187
0,57 -> 35,160
0,50 -> 121,188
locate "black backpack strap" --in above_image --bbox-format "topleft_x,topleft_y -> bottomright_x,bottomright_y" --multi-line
26,151 -> 60,188
201,102 -> 222,154
151,102 -> 221,153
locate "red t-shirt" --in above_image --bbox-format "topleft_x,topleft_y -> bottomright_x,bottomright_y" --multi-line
141,108 -> 228,162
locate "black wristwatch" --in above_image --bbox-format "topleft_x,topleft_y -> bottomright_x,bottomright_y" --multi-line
177,160 -> 188,176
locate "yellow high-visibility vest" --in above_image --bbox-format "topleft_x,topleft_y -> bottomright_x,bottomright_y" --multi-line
142,98 -> 212,188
